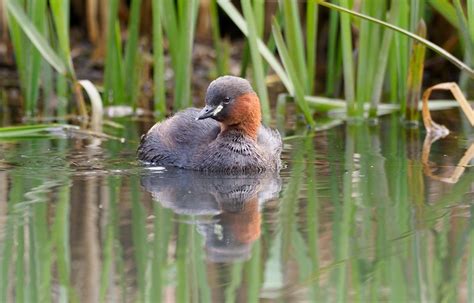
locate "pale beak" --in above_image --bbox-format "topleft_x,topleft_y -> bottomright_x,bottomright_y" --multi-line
196,104 -> 223,120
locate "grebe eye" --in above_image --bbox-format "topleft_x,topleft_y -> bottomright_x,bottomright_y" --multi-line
223,97 -> 231,104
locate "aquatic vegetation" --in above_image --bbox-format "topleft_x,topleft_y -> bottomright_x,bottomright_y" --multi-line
6,0 -> 101,123
1,0 -> 473,126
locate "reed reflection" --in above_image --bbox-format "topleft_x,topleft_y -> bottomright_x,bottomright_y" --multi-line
141,169 -> 281,262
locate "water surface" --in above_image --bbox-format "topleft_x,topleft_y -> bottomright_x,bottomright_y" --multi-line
0,113 -> 473,302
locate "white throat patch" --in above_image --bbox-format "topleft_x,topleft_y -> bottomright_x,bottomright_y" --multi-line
212,104 -> 223,116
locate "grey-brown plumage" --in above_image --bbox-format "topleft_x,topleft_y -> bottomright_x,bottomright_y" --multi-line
137,76 -> 282,173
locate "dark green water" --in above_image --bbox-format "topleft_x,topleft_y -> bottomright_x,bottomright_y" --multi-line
0,112 -> 473,302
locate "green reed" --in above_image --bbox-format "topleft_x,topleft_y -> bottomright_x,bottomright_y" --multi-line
241,0 -> 270,123
161,0 -> 198,110
104,0 -> 124,105
338,0 -> 356,117
210,0 -> 227,76
453,0 -> 474,94
7,0 -> 46,117
3,0 -> 474,127
405,20 -> 427,123
152,0 -> 166,116
6,0 -> 99,120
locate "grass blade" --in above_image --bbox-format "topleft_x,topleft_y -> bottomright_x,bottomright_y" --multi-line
210,0 -> 227,75
49,0 -> 74,77
325,9 -> 340,96
337,0 -> 356,116
103,0 -> 123,104
124,0 -> 142,103
25,0 -> 47,116
173,0 -> 198,109
370,1 -> 399,115
241,0 -> 270,122
6,0 -> 67,76
0,124 -> 78,138
405,20 -> 427,123
152,0 -> 166,115
469,0 -> 474,42
428,0 -> 458,28
282,0 -> 308,92
306,2 -> 319,94
272,19 -> 315,126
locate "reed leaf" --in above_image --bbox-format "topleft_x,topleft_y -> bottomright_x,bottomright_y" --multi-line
174,0 -> 198,109
161,0 -> 179,66
306,2 -> 319,95
281,0 -> 308,92
325,10 -> 340,96
6,0 -> 67,76
370,1 -> 399,115
428,0 -> 458,28
25,0 -> 46,116
49,0 -> 74,76
337,0 -> 356,116
210,0 -> 226,75
272,19 -> 315,126
0,124 -> 78,138
124,0 -> 142,103
453,0 -> 474,92
405,20 -> 427,123
152,0 -> 166,115
469,0 -> 474,42
241,0 -> 270,122
103,0 -> 123,104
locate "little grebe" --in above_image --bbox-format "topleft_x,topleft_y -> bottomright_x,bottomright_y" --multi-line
137,76 -> 282,173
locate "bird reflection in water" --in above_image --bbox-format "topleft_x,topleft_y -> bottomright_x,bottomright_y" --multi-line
140,168 -> 281,262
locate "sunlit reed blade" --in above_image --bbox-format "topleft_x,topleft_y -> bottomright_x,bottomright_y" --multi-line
337,0 -> 356,116
272,19 -> 315,126
152,0 -> 166,115
124,0 -> 142,104
325,9 -> 339,96
0,124 -> 78,138
241,0 -> 270,123
281,0 -> 308,93
429,0 -> 458,28
173,0 -> 198,109
24,0 -> 46,117
453,0 -> 474,92
210,0 -> 226,76
370,0 -> 399,116
405,20 -> 427,124
6,0 -> 67,76
103,0 -> 122,104
306,2 -> 319,95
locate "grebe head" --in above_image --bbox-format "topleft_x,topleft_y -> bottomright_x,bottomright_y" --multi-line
197,76 -> 262,139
